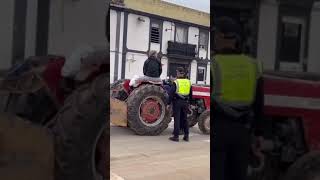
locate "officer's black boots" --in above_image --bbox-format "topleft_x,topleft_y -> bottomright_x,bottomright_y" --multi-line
169,136 -> 179,142
169,135 -> 189,142
183,135 -> 189,142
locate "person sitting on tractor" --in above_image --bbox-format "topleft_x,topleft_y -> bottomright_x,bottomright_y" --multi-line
60,43 -> 109,95
143,50 -> 162,78
129,50 -> 163,87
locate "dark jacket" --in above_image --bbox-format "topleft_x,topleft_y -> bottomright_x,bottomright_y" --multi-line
143,56 -> 162,78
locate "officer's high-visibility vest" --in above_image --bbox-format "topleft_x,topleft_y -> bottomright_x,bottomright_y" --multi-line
174,79 -> 191,96
211,54 -> 263,106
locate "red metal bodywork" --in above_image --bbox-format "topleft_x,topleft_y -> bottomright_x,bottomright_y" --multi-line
120,80 -> 211,110
192,85 -> 211,110
42,57 -> 66,104
264,74 -> 320,151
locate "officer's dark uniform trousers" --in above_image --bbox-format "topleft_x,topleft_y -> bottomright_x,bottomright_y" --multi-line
212,78 -> 264,180
173,98 -> 189,137
212,115 -> 250,180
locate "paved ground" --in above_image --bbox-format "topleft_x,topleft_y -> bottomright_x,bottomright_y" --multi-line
110,121 -> 210,180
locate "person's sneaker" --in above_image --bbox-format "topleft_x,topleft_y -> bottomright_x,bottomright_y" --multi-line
169,136 -> 179,142
183,136 -> 189,142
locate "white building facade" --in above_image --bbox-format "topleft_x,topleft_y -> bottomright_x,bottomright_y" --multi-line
0,0 -> 107,72
110,5 -> 211,85
257,0 -> 320,73
214,0 -> 320,73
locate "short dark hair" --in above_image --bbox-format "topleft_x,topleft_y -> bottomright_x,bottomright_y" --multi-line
176,67 -> 185,74
213,16 -> 242,54
214,16 -> 241,36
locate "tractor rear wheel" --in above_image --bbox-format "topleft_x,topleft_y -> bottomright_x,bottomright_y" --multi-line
52,74 -> 108,180
127,84 -> 171,135
198,110 -> 210,134
187,105 -> 198,127
283,151 -> 320,180
247,153 -> 281,180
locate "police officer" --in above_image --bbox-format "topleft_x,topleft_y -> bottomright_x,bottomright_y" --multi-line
212,16 -> 264,180
167,67 -> 192,142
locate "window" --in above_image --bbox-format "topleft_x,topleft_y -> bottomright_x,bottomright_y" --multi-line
150,22 -> 160,43
175,26 -> 187,43
279,21 -> 302,63
197,66 -> 206,83
199,31 -> 209,49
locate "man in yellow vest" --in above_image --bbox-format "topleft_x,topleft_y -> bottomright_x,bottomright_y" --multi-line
167,67 -> 192,142
212,16 -> 265,180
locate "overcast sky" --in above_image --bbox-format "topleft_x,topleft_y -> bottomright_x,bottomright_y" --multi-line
162,0 -> 210,13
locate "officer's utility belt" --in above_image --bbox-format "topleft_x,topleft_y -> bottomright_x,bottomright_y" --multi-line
175,94 -> 189,101
216,99 -> 254,126
227,108 -> 254,128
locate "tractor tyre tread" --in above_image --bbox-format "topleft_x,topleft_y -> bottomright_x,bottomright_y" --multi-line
198,109 -> 210,134
283,151 -> 320,180
188,108 -> 198,127
52,74 -> 108,180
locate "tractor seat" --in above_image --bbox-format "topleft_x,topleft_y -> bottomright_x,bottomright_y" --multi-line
129,76 -> 163,88
135,76 -> 162,85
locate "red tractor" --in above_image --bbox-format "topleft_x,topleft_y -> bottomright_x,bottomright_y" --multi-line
248,71 -> 320,180
0,55 -> 109,180
110,77 -> 210,135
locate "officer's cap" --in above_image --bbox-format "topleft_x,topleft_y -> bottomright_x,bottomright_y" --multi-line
213,16 -> 241,37
176,67 -> 186,74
